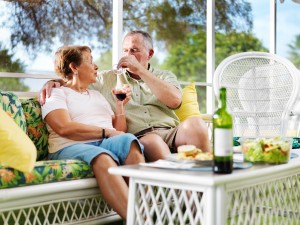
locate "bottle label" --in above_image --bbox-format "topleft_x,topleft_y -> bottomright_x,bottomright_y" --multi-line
214,128 -> 233,156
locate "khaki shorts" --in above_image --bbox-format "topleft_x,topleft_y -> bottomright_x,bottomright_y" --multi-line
134,126 -> 179,153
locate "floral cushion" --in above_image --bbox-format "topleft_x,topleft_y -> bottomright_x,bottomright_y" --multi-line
21,98 -> 49,161
0,160 -> 94,189
0,91 -> 27,133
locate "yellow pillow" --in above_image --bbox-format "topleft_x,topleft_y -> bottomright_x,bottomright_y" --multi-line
174,82 -> 202,122
0,108 -> 36,172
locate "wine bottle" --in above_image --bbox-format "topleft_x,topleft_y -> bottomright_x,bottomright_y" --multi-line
213,87 -> 233,174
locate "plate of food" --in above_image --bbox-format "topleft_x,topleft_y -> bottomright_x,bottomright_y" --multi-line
166,145 -> 213,166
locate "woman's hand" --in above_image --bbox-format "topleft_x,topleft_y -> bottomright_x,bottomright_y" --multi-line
105,129 -> 124,138
112,84 -> 132,106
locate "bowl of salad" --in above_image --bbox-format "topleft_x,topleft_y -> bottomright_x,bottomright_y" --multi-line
241,137 -> 291,164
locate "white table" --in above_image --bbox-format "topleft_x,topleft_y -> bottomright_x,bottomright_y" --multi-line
109,151 -> 300,225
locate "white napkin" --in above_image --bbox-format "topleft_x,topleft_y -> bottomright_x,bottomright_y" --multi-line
139,160 -> 199,169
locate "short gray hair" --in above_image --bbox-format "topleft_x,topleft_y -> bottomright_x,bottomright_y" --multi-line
124,30 -> 153,50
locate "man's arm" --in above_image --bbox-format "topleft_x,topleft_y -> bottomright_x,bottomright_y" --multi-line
138,68 -> 182,109
38,79 -> 65,105
118,55 -> 182,109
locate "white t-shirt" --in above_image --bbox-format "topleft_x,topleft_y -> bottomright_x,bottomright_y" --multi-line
42,87 -> 115,153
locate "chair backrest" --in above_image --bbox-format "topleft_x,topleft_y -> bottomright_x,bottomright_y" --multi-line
213,52 -> 300,138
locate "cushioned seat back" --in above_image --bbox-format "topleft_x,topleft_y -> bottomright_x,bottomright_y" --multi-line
0,91 -> 27,133
21,98 -> 49,161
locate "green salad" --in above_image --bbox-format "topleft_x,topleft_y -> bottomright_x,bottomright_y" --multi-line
242,137 -> 291,164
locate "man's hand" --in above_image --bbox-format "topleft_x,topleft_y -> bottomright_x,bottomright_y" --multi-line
38,80 -> 62,105
118,55 -> 182,109
117,55 -> 146,77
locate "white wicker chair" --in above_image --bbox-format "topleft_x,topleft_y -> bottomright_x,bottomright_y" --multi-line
213,52 -> 300,138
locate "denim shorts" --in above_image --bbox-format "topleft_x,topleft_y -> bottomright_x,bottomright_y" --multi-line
48,133 -> 144,165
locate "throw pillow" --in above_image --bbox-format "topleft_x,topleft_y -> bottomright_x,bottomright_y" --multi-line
0,107 -> 37,173
174,82 -> 202,122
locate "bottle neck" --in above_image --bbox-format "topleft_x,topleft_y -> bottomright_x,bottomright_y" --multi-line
219,88 -> 227,109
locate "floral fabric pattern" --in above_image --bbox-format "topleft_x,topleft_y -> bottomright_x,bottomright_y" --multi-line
0,91 -> 27,133
0,160 -> 94,189
21,98 -> 49,161
0,93 -> 96,189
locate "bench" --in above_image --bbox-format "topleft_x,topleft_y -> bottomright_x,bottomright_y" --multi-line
0,73 -> 212,225
0,73 -> 121,225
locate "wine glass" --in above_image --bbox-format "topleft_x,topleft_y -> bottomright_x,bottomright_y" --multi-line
112,64 -> 126,114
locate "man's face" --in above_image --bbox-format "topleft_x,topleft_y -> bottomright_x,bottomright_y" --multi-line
122,34 -> 152,69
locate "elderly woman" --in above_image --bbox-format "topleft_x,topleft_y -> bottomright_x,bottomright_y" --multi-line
41,45 -> 144,220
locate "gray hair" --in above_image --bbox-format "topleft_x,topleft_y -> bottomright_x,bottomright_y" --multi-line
124,30 -> 153,50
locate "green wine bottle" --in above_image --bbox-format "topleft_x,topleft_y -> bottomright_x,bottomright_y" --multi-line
213,87 -> 233,174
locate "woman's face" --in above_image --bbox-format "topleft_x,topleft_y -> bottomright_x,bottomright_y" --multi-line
77,50 -> 98,84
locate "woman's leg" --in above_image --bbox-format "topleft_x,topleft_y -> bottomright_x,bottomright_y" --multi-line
139,133 -> 170,162
92,139 -> 145,220
91,153 -> 128,220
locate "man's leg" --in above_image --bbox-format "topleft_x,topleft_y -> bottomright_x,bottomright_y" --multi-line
175,117 -> 211,152
139,133 -> 171,162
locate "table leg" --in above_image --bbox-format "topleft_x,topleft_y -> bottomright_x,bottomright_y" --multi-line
204,186 -> 216,225
127,177 -> 136,224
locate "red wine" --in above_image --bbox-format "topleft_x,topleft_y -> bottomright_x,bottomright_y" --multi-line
116,93 -> 126,101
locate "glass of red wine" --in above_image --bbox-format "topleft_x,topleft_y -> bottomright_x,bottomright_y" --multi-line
112,64 -> 126,113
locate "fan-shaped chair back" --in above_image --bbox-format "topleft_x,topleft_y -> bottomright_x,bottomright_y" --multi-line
213,52 -> 300,138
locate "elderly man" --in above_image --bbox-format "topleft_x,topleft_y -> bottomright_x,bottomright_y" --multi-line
39,30 -> 211,161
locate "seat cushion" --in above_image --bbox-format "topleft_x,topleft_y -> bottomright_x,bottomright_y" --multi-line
0,91 -> 27,133
0,160 -> 94,189
21,98 -> 49,161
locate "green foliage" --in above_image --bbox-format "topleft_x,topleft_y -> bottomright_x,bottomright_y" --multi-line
161,30 -> 267,113
4,0 -> 112,59
0,47 -> 24,73
215,30 -> 268,65
96,50 -> 112,71
1,0 -> 252,57
0,44 -> 29,91
288,34 -> 300,69
162,29 -> 267,82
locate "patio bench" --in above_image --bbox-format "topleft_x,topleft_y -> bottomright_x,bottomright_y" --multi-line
0,73 -> 212,225
0,90 -> 121,225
